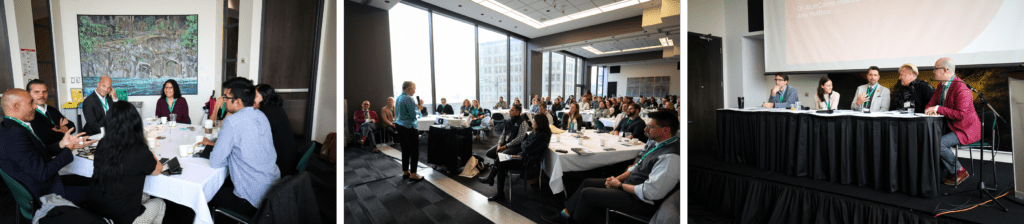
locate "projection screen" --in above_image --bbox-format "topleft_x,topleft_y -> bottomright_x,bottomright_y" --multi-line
765,0 -> 1024,73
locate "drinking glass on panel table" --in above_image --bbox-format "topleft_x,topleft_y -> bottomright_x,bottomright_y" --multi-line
169,113 -> 177,127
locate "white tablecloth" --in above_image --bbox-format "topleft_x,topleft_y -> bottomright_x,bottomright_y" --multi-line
493,109 -> 511,119
542,131 -> 645,194
599,118 -> 616,128
60,123 -> 225,224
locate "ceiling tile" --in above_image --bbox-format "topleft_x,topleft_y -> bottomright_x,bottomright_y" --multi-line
593,0 -> 616,5
504,1 -> 527,9
519,0 -> 541,4
497,0 -> 516,3
574,2 -> 598,10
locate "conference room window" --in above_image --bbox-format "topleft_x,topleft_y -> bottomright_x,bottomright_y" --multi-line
432,12 -> 476,108
565,56 -> 577,98
389,3 -> 433,106
510,37 -> 524,103
551,53 -> 564,99
478,26 -> 507,110
542,52 -> 550,99
591,66 -> 599,95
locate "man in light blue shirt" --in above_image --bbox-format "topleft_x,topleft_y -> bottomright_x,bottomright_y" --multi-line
202,77 -> 280,217
763,73 -> 799,109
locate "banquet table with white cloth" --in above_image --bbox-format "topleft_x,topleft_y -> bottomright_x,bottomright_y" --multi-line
60,121 -> 225,224
542,130 -> 646,194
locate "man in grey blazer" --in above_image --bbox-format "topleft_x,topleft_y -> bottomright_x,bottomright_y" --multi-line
851,66 -> 890,112
763,73 -> 799,109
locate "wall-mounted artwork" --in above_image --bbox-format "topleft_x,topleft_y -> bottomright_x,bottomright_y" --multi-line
78,15 -> 198,96
626,76 -> 670,97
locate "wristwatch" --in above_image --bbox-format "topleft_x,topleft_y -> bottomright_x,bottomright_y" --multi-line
617,183 -> 623,190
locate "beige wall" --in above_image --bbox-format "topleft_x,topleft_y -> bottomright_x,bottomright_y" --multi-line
236,0 -> 263,83
52,0 -> 223,124
312,0 -> 336,141
4,0 -> 24,89
13,0 -> 35,84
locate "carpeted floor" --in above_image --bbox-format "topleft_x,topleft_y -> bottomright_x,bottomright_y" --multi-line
343,145 -> 492,224
347,129 -> 649,224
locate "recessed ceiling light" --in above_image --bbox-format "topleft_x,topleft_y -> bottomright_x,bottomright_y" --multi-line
459,5 -> 462,7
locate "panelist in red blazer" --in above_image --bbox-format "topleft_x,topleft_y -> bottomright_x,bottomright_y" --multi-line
924,57 -> 980,186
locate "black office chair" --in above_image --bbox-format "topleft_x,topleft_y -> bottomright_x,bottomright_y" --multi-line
504,156 -> 542,207
491,113 -> 506,133
605,185 -> 679,224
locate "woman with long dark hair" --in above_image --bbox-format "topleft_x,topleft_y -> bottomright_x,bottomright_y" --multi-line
87,101 -> 165,224
482,112 -> 551,201
561,103 -> 584,131
156,79 -> 190,124
255,84 -> 299,176
815,76 -> 841,110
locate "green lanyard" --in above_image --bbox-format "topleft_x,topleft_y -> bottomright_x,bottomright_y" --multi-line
5,116 -> 43,144
168,98 -> 177,114
940,76 -> 955,105
624,117 -> 636,127
635,136 -> 679,167
824,94 -> 832,110
36,108 -> 54,126
219,102 -> 227,118
778,86 -> 787,103
864,83 -> 878,108
100,97 -> 109,111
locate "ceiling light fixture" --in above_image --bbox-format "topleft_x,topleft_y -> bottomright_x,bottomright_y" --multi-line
473,0 -> 641,29
583,39 -> 671,55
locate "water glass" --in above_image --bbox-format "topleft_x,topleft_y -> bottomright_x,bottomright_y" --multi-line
169,114 -> 177,127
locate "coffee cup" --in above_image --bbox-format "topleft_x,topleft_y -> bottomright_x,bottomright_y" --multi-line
160,117 -> 168,124
179,145 -> 189,157
147,137 -> 156,148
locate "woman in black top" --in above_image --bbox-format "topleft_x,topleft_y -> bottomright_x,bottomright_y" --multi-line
482,114 -> 551,201
561,102 -> 584,131
255,84 -> 299,177
88,101 -> 164,224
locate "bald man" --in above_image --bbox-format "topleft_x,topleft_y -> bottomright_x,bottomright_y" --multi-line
82,75 -> 115,135
1,89 -> 96,205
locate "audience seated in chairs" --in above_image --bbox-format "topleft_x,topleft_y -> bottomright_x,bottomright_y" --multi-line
478,110 -> 552,200
381,97 -> 399,145
353,100 -> 380,152
199,77 -> 281,219
87,101 -> 166,224
435,98 -> 455,115
612,103 -> 648,143
480,105 -> 530,179
255,84 -> 300,177
543,110 -> 680,223
561,102 -> 584,132
0,88 -> 96,206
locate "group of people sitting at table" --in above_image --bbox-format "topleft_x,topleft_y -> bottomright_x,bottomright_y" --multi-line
762,57 -> 979,185
373,81 -> 680,223
0,75 -> 304,223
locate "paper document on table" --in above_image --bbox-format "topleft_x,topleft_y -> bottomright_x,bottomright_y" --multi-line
571,148 -> 595,155
498,153 -> 515,162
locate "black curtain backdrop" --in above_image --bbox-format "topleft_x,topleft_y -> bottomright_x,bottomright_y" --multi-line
689,168 -> 960,224
827,66 -> 1012,152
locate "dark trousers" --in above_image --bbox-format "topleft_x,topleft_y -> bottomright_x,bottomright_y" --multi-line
209,177 -> 257,219
397,125 -> 420,173
565,178 -> 657,223
58,175 -> 91,205
485,144 -> 521,161
383,125 -> 399,143
493,160 -> 523,193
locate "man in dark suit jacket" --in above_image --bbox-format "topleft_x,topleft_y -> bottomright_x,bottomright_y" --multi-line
82,75 -> 114,136
612,103 -> 648,143
27,80 -> 76,146
435,98 -> 455,115
0,89 -> 95,205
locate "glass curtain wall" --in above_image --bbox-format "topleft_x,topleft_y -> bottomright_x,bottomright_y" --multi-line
551,53 -> 564,100
478,28 -> 507,110
388,2 -> 527,113
389,4 -> 433,107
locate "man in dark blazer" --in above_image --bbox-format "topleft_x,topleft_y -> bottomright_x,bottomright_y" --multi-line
0,89 -> 95,205
82,75 -> 114,135
612,103 -> 648,143
27,80 -> 76,146
435,98 -> 455,115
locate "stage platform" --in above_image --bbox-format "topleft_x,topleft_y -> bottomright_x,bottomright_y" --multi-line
689,151 -> 1024,224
